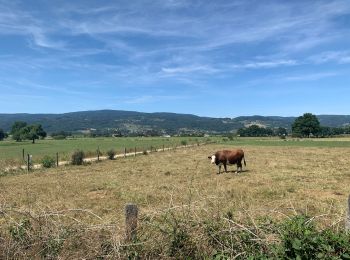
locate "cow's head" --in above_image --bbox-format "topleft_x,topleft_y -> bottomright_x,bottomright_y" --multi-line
208,155 -> 216,164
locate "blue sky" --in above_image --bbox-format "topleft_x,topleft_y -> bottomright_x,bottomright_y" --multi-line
0,0 -> 350,117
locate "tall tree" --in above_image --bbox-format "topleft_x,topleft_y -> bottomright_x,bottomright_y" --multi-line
292,113 -> 320,137
21,124 -> 47,143
10,121 -> 46,143
0,128 -> 6,141
10,121 -> 27,141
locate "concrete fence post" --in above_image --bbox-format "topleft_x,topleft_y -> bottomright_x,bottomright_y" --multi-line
346,195 -> 350,232
125,203 -> 138,241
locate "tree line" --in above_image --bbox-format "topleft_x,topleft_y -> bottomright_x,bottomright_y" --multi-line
237,113 -> 350,138
0,121 -> 47,143
1,113 -> 350,142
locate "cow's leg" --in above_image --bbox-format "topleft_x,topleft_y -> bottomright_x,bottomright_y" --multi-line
218,165 -> 221,174
236,161 -> 242,173
224,163 -> 227,173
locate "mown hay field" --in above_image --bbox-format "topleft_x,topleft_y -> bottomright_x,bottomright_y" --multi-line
1,141 -> 350,258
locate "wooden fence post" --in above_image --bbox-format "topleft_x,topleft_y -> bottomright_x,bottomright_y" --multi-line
134,147 -> 136,157
97,146 -> 100,161
27,154 -> 30,172
163,144 -> 164,152
124,147 -> 126,158
22,149 -> 25,161
56,152 -> 59,167
125,203 -> 138,241
346,195 -> 350,232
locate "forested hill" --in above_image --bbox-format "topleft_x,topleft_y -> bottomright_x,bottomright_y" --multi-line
0,110 -> 349,134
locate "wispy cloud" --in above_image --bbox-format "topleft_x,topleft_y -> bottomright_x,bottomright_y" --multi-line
1,0 -> 350,115
283,72 -> 339,81
309,51 -> 350,64
121,95 -> 188,104
231,59 -> 298,70
161,65 -> 218,75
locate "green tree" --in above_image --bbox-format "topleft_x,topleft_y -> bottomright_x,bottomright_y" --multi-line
22,124 -> 47,143
292,113 -> 320,137
10,121 -> 27,141
0,128 -> 7,141
275,127 -> 288,137
10,121 -> 46,143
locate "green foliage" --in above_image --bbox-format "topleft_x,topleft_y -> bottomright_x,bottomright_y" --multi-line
180,140 -> 187,146
41,155 -> 56,168
237,125 -> 274,137
11,121 -> 27,141
292,113 -> 321,137
278,215 -> 350,259
10,121 -> 47,143
51,131 -> 71,140
106,149 -> 116,160
0,128 -> 6,141
71,150 -> 85,165
275,127 -> 288,137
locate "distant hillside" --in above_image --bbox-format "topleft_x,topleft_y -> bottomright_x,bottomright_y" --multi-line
0,110 -> 350,135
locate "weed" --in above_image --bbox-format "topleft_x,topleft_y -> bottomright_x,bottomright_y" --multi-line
71,150 -> 85,165
41,155 -> 56,168
106,149 -> 116,160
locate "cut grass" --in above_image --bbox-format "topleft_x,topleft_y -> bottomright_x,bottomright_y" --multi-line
1,144 -> 349,224
1,143 -> 350,258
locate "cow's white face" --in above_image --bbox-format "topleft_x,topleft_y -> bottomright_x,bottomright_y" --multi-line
210,155 -> 216,164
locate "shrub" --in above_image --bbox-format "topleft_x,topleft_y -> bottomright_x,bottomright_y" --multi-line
106,149 -> 116,160
278,215 -> 350,259
41,155 -> 56,168
180,140 -> 187,146
71,150 -> 85,165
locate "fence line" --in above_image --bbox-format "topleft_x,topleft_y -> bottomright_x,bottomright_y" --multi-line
5,141 -> 215,172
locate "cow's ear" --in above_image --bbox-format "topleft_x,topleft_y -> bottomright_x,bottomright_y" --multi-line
208,156 -> 211,159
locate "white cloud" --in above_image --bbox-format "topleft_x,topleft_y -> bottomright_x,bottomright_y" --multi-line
283,72 -> 339,81
122,95 -> 187,104
309,51 -> 350,64
231,59 -> 298,69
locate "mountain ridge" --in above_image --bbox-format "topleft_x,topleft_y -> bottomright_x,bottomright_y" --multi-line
1,110 -> 350,134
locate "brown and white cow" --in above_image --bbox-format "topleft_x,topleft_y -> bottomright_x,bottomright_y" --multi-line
208,149 -> 246,174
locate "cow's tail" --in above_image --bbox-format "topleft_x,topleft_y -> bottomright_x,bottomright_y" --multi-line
243,156 -> 246,166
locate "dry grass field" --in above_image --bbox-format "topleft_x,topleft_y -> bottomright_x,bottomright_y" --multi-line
1,143 -> 350,258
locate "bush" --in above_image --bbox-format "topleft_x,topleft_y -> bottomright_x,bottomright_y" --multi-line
41,155 -> 56,168
71,150 -> 85,165
106,149 -> 116,160
180,140 -> 187,146
278,215 -> 350,259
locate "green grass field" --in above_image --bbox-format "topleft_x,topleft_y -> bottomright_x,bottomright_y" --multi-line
221,136 -> 350,148
0,136 -> 210,166
1,136 -> 350,165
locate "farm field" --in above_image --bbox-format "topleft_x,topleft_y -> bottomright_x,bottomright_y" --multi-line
2,136 -> 350,164
0,136 -> 210,166
1,142 -> 350,258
